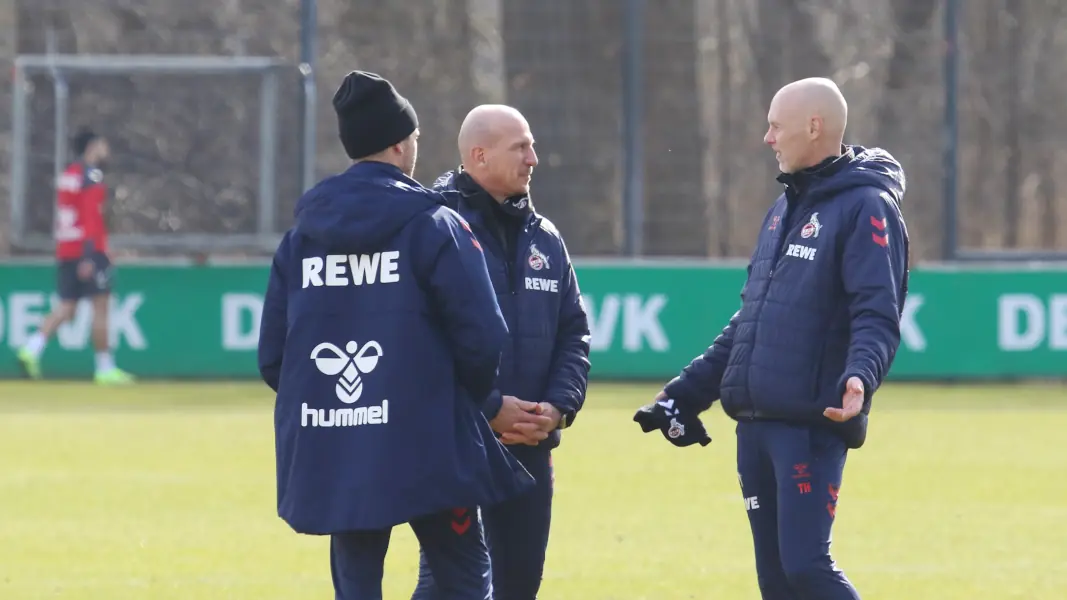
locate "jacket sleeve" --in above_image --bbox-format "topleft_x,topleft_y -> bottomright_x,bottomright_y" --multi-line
257,236 -> 290,392
543,244 -> 591,428
431,189 -> 506,420
838,191 -> 910,403
662,289 -> 744,414
80,186 -> 106,256
664,204 -> 784,413
79,184 -> 95,256
424,212 -> 509,406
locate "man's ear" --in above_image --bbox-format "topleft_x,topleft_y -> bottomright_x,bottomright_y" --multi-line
474,147 -> 487,166
809,116 -> 822,139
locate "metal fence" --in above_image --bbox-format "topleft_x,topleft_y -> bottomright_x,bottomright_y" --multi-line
2,0 -> 1067,262
10,53 -> 287,253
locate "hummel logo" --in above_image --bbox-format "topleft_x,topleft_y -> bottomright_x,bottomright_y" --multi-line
310,341 -> 383,403
657,398 -> 680,417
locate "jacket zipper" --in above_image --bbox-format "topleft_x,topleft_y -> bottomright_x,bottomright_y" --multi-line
509,217 -> 539,386
744,202 -> 800,416
503,253 -> 514,295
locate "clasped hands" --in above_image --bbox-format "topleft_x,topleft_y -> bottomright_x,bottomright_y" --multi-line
490,396 -> 561,446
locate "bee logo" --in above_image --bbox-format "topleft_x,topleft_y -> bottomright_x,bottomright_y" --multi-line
310,341 -> 383,403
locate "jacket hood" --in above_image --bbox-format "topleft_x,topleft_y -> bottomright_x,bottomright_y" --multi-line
293,161 -> 444,253
431,169 -> 461,195
814,145 -> 906,204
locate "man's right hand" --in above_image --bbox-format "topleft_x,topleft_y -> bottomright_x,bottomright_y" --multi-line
633,389 -> 712,448
491,395 -> 553,446
77,258 -> 95,281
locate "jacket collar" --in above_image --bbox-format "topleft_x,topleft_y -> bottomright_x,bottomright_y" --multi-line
776,145 -> 853,201
454,168 -> 535,220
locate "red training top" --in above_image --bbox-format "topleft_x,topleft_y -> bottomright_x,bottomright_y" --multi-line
54,161 -> 108,260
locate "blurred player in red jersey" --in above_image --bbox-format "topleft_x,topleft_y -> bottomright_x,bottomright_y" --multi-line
17,129 -> 134,384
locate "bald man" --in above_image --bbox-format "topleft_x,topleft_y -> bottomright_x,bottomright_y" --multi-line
635,77 -> 910,599
413,105 -> 591,600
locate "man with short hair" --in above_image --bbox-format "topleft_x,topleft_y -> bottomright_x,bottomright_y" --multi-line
634,77 -> 910,600
18,129 -> 134,384
258,72 -> 535,600
414,104 -> 591,600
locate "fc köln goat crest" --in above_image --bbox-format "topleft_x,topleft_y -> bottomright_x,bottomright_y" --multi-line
801,213 -> 822,239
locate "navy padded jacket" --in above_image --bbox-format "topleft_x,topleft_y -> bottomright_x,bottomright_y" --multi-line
258,162 -> 535,534
433,169 -> 591,449
665,146 -> 910,448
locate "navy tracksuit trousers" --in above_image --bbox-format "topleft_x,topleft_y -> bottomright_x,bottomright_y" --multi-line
331,507 -> 491,600
413,445 -> 554,600
736,420 -> 861,600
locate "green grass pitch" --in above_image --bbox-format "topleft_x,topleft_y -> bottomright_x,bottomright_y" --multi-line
1,380 -> 1065,599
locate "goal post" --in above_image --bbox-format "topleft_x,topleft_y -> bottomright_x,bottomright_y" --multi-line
9,53 -> 290,254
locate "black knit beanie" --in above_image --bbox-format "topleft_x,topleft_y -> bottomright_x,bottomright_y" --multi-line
332,71 -> 419,160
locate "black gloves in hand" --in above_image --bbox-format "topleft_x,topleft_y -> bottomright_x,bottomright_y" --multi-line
633,397 -> 711,448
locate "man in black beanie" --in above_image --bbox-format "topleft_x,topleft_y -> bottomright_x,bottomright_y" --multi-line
333,70 -> 421,177
259,70 -> 535,599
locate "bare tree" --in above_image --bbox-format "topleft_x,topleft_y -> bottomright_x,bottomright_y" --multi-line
1002,0 -> 1024,248
3,0 -> 1067,259
877,0 -> 939,141
641,0 -> 705,257
502,0 -> 623,254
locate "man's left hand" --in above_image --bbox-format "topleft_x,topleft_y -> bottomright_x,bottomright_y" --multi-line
824,376 -> 864,422
499,403 -> 562,445
495,396 -> 552,446
535,402 -> 562,432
